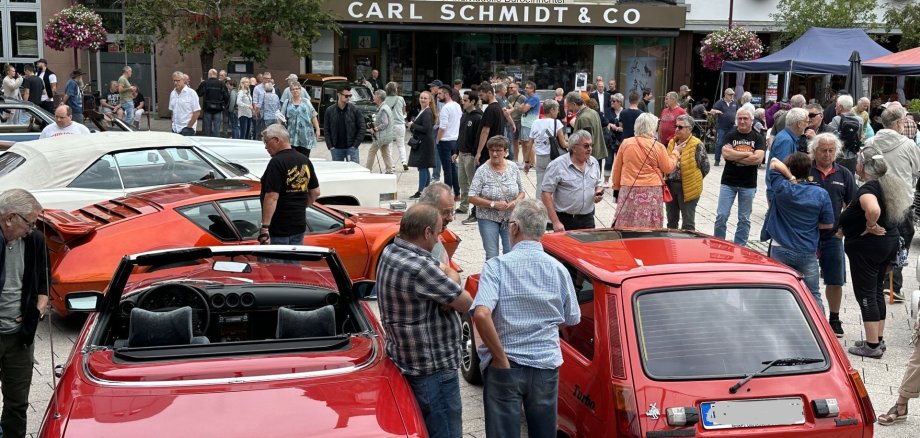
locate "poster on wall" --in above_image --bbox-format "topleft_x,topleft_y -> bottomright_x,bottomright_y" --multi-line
766,74 -> 779,102
574,72 -> 588,91
624,56 -> 656,99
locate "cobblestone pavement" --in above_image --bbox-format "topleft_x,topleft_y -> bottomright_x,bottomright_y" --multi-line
23,129 -> 919,436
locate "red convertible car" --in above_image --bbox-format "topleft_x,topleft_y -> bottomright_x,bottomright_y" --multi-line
40,245 -> 426,437
460,229 -> 875,437
39,179 -> 459,315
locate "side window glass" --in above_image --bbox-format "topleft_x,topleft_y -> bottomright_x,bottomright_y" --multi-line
68,155 -> 122,189
217,198 -> 262,240
178,202 -> 237,241
25,108 -> 48,131
305,207 -> 343,234
557,260 -> 596,360
160,147 -> 220,181
114,148 -> 220,188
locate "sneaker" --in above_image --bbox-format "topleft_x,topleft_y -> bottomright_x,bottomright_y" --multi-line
403,164 -> 409,171
714,162 -> 721,167
455,208 -> 468,215
853,339 -> 887,352
829,319 -> 844,338
461,215 -> 478,225
409,192 -> 421,199
848,343 -> 884,358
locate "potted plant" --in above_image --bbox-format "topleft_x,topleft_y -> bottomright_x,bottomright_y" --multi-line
700,27 -> 764,71
907,99 -> 920,123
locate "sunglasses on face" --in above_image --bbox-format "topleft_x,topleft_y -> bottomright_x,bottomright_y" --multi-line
340,93 -> 352,98
808,113 -> 821,118
675,125 -> 689,130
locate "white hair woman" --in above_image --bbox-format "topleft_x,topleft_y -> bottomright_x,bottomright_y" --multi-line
611,112 -> 683,228
839,146 -> 912,359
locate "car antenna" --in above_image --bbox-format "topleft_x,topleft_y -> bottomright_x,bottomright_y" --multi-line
40,214 -> 62,419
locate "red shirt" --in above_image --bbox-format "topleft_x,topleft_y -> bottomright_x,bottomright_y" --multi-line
659,106 -> 687,144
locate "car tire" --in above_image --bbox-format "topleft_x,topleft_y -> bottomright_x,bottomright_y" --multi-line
460,313 -> 482,385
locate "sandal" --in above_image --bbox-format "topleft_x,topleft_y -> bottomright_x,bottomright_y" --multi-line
878,403 -> 908,426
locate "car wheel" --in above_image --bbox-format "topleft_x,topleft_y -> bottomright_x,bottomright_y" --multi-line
460,313 -> 482,385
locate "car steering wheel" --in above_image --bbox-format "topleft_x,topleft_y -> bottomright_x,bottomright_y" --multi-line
136,283 -> 211,336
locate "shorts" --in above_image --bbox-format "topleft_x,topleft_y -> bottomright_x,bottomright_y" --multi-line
818,234 -> 846,286
520,125 -> 532,140
513,121 -> 523,140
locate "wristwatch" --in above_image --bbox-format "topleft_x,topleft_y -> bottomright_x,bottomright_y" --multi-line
260,224 -> 270,229
490,201 -> 495,209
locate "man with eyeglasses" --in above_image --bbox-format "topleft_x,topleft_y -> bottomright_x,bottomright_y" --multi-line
323,85 -> 366,163
258,124 -> 320,246
801,103 -> 834,152
0,188 -> 49,438
541,129 -> 604,232
168,70 -> 200,136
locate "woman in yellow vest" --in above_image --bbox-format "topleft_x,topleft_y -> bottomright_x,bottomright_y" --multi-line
665,114 -> 710,230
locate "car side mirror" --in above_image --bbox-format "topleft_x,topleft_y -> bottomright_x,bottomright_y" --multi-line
65,291 -> 104,312
343,219 -> 356,234
147,152 -> 159,163
352,280 -> 377,301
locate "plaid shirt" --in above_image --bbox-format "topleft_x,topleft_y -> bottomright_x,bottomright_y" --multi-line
902,116 -> 918,141
377,238 -> 463,376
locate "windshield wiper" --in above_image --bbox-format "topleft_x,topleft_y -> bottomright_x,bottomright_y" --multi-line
729,357 -> 823,394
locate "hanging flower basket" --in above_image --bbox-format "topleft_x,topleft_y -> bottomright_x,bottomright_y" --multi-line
44,5 -> 108,52
700,27 -> 764,71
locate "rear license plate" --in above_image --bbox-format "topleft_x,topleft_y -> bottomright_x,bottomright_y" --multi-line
701,398 -> 805,429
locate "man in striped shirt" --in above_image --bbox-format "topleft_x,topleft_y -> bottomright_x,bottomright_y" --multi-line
472,199 -> 581,438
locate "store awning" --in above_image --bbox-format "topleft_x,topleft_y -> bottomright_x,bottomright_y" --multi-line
721,28 -> 892,75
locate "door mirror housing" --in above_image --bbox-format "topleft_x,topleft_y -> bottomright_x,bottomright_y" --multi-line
65,291 -> 104,312
352,280 -> 377,301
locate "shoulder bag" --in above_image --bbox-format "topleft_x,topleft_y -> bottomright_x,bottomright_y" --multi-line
547,120 -> 565,160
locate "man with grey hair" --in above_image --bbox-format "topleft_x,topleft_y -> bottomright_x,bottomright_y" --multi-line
258,124 -> 319,246
542,129 -> 603,232
117,65 -> 137,126
863,104 -> 920,302
169,71 -> 200,135
714,107 -> 765,246
659,91 -> 686,144
418,182 -> 456,265
472,198 -> 580,438
710,87 -> 737,166
568,91 -> 608,163
197,68 -> 229,137
808,133 -> 856,335
0,188 -> 49,438
377,202 -> 471,438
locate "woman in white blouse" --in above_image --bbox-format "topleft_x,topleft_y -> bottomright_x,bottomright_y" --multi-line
468,135 -> 526,260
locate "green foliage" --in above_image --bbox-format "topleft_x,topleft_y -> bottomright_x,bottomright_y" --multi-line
908,99 -> 920,115
885,4 -> 920,51
769,0 -> 879,52
125,0 -> 339,72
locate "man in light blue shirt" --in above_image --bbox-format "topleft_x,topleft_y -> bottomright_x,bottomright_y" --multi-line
472,199 -> 580,438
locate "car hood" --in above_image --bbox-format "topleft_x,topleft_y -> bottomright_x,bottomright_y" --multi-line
62,377 -> 413,437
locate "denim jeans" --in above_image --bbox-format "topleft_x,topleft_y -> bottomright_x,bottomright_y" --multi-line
239,116 -> 252,140
202,111 -> 222,137
269,233 -> 305,264
228,111 -> 240,139
122,100 -> 135,125
405,369 -> 463,438
714,127 -> 730,164
483,362 -> 559,438
714,184 -> 756,246
330,147 -> 360,163
770,245 -> 822,312
418,167 -> 431,193
478,218 -> 511,260
437,140 -> 460,195
433,150 -> 443,180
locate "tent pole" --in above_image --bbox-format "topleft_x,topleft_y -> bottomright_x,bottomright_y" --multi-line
783,72 -> 791,101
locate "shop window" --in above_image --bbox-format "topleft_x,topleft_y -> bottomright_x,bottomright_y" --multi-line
10,11 -> 38,58
618,37 -> 673,115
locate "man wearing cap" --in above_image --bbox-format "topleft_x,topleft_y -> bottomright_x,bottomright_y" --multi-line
710,88 -> 737,166
35,58 -> 56,113
63,69 -> 85,124
677,85 -> 693,111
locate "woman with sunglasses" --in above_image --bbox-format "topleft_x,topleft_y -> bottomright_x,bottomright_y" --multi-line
664,114 -> 709,230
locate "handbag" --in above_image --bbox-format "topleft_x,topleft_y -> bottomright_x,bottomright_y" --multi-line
547,120 -> 565,160
408,135 -> 421,149
661,180 -> 674,203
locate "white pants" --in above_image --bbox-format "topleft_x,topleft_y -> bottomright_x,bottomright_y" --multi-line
392,125 -> 407,165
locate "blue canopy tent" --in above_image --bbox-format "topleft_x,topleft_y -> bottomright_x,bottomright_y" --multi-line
720,28 -> 892,99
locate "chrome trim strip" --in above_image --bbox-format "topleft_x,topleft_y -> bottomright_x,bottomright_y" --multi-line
81,337 -> 379,388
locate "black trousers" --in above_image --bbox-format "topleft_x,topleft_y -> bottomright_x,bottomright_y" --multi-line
845,236 -> 899,322
556,211 -> 595,231
0,333 -> 34,438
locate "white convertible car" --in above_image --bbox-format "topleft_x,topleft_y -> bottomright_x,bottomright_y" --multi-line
0,132 -> 399,211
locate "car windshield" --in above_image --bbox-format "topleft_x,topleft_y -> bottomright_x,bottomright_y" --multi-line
0,152 -> 25,177
351,87 -> 372,103
634,287 -> 826,380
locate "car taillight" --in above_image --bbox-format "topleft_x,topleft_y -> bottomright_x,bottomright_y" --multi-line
613,386 -> 641,437
847,367 -> 876,424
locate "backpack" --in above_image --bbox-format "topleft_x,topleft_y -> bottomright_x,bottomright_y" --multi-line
839,116 -> 862,154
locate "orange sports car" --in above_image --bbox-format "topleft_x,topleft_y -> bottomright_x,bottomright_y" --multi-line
40,179 -> 459,315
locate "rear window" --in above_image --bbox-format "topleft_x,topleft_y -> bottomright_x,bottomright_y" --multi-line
0,152 -> 25,177
634,287 -> 827,380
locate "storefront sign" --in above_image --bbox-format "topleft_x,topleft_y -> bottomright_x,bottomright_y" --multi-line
326,0 -> 686,29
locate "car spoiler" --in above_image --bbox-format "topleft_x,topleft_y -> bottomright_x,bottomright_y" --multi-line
39,209 -> 99,242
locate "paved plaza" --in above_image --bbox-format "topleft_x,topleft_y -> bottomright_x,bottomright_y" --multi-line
24,131 -> 920,437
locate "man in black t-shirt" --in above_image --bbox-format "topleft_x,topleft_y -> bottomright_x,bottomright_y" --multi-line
21,65 -> 45,107
475,82 -> 505,165
713,110 -> 765,246
259,124 -> 320,245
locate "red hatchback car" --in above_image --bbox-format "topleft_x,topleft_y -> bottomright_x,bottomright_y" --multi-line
40,245 -> 426,437
460,229 -> 875,437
